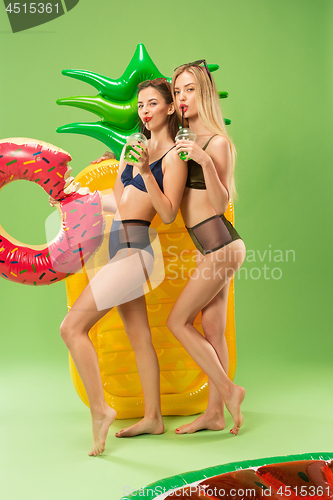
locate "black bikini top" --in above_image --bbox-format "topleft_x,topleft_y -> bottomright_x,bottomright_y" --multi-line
121,147 -> 175,193
185,135 -> 217,190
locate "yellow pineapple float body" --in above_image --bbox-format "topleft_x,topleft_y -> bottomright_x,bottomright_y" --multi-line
66,159 -> 238,419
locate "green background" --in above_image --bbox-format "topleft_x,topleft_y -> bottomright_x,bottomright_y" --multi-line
0,1 -> 332,499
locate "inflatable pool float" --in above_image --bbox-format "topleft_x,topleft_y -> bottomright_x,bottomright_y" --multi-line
65,159 -> 238,418
56,43 -> 238,418
119,452 -> 333,500
56,44 -> 228,158
0,138 -> 104,285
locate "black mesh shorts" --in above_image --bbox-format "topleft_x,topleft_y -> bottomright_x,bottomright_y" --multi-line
186,214 -> 242,255
109,219 -> 154,260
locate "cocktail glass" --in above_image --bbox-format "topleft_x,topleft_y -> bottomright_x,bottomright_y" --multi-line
124,133 -> 148,163
175,128 -> 197,161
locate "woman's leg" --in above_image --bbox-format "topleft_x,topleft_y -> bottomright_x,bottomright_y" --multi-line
60,249 -> 154,455
175,279 -> 230,434
167,239 -> 246,435
115,295 -> 164,437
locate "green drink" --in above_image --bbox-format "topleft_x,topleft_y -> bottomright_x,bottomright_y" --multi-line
175,128 -> 197,161
124,144 -> 144,163
179,151 -> 189,161
124,132 -> 148,163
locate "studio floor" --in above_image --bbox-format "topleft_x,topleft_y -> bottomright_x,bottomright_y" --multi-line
1,357 -> 332,500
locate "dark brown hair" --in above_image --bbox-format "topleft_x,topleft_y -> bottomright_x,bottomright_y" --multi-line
137,80 -> 179,141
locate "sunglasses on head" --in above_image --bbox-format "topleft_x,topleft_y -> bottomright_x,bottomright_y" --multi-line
174,59 -> 213,84
138,78 -> 171,91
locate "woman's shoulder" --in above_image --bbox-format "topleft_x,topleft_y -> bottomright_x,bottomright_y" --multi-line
206,134 -> 231,156
208,134 -> 230,148
166,143 -> 178,154
162,144 -> 186,174
163,144 -> 178,161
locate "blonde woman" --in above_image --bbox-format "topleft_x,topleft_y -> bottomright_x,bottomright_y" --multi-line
167,61 -> 246,436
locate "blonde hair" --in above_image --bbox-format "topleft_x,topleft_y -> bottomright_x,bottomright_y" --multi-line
171,64 -> 237,200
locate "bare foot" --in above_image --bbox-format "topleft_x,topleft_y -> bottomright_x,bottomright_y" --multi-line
224,385 -> 245,436
115,416 -> 164,438
175,412 -> 225,434
88,406 -> 117,456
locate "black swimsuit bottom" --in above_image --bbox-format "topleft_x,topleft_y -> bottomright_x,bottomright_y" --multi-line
186,214 -> 242,255
109,219 -> 154,260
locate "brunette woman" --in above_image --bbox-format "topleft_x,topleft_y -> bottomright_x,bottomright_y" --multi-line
52,79 -> 186,454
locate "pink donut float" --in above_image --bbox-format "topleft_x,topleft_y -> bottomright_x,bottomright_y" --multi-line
0,138 -> 105,286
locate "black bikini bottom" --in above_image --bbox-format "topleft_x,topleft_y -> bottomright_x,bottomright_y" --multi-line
186,214 -> 242,255
109,219 -> 154,260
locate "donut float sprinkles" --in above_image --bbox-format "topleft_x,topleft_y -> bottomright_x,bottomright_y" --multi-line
0,138 -> 104,286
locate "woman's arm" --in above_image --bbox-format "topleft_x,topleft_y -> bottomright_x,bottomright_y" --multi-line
201,136 -> 231,214
130,146 -> 187,224
144,149 -> 187,224
101,191 -> 118,213
176,136 -> 231,214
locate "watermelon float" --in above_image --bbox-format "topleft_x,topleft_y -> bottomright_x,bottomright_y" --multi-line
120,453 -> 333,500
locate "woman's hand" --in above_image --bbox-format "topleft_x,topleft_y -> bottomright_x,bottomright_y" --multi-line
175,139 -> 209,166
90,151 -> 116,164
126,144 -> 150,174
